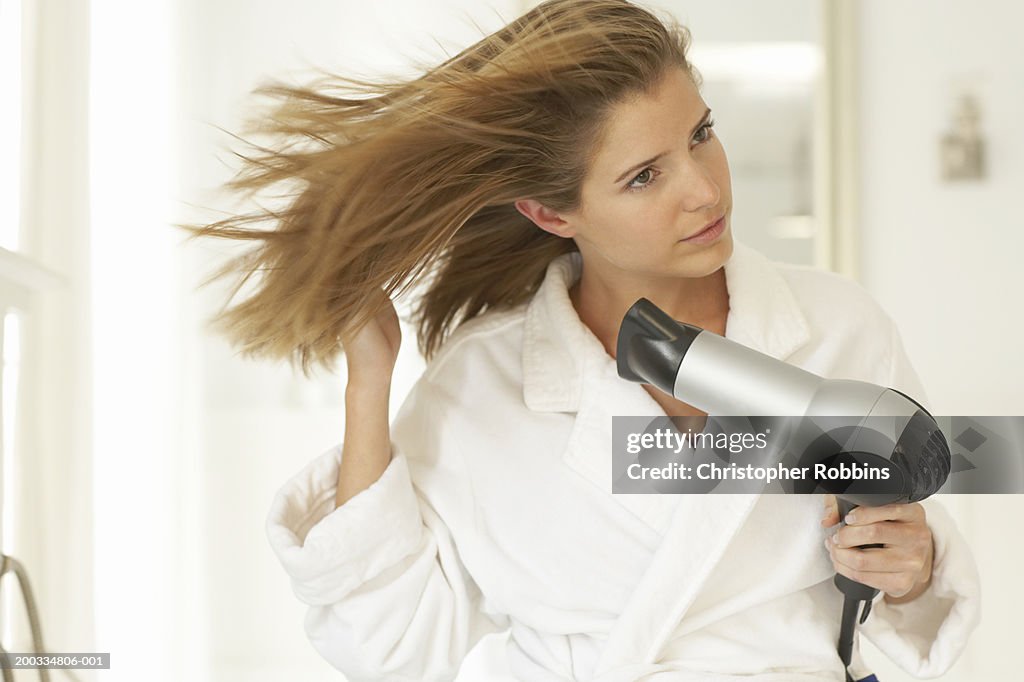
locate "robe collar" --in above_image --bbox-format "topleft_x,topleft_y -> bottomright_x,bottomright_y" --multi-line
523,239 -> 812,413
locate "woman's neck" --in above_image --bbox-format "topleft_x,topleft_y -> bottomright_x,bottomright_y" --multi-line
568,266 -> 730,360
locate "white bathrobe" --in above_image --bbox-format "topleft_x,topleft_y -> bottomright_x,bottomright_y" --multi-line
266,242 -> 980,682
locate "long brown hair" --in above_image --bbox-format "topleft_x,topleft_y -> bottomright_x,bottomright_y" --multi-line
181,0 -> 700,374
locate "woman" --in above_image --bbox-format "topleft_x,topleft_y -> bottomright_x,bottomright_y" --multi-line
187,1 -> 979,680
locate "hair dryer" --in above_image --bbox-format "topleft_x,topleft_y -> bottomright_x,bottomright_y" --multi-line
615,297 -> 951,679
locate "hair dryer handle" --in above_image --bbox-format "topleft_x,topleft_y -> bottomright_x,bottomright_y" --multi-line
832,496 -> 883,666
833,498 -> 883,599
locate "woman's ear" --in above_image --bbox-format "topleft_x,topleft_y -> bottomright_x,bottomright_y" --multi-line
514,199 -> 576,238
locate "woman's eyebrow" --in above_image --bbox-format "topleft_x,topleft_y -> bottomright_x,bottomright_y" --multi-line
612,107 -> 712,184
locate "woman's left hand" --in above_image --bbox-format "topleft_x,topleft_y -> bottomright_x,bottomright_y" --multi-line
821,494 -> 935,604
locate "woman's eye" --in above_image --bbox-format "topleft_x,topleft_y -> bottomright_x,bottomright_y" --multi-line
626,167 -> 658,192
694,119 -> 716,145
625,120 -> 715,193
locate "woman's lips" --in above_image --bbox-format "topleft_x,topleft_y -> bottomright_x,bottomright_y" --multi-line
681,217 -> 726,244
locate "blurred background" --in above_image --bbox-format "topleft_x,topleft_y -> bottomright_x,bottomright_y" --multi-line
0,0 -> 1021,680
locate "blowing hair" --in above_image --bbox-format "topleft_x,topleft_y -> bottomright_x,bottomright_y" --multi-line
182,0 -> 700,374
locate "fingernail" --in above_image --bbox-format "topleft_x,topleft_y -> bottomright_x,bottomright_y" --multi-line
846,512 -> 857,524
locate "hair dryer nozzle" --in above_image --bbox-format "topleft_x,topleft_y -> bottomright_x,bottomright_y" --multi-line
616,298 -> 702,396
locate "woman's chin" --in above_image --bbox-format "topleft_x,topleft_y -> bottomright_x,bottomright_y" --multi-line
673,230 -> 733,273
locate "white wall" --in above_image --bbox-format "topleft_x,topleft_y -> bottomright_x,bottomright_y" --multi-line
857,0 -> 1024,416
855,1 -> 1024,680
17,0 -> 96,669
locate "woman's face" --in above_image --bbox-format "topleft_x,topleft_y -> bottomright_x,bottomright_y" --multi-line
558,67 -> 733,280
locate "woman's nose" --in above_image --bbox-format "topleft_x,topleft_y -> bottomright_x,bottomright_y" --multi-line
679,161 -> 721,211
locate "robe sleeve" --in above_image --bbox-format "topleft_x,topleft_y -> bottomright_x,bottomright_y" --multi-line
856,320 -> 981,677
265,378 -> 509,681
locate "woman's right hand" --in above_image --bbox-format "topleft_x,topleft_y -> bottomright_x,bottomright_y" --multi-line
343,293 -> 402,389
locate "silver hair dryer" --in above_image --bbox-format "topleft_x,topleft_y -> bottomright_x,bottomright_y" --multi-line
615,297 -> 951,678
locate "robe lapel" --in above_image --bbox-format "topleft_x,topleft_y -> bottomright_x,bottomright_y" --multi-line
565,363 -> 764,676
561,359 -> 684,535
591,494 -> 762,676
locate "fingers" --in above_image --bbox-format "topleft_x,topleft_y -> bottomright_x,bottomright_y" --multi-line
830,519 -> 926,549
831,515 -> 932,557
842,501 -> 925,526
820,494 -> 839,528
825,541 -> 928,597
822,501 -> 934,599
826,551 -> 923,597
828,543 -> 923,574
820,499 -> 925,529
829,504 -> 928,555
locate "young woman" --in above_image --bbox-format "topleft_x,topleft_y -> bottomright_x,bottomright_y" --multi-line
188,1 -> 979,680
